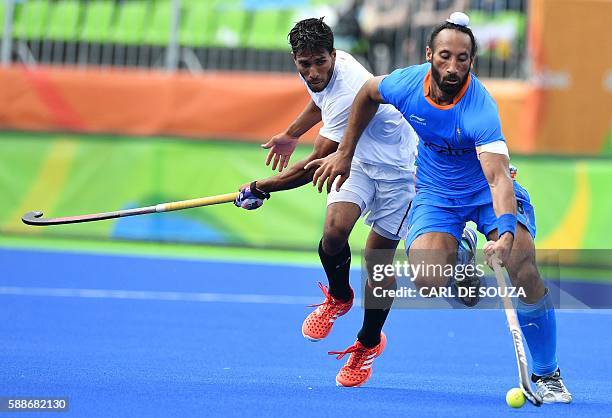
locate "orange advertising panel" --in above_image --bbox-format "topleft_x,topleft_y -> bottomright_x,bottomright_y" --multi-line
0,66 -> 320,141
526,0 -> 612,154
0,65 -> 529,148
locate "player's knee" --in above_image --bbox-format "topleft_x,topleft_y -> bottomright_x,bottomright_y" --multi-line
323,223 -> 351,252
409,253 -> 452,292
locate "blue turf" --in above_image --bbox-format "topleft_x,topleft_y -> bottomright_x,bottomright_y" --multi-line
1,248 -> 611,417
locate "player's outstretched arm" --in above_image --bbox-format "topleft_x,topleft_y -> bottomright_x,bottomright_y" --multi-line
262,99 -> 322,172
305,77 -> 386,193
235,135 -> 338,210
480,151 -> 517,265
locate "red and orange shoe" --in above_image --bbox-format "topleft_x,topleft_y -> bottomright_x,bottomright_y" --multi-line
328,332 -> 387,387
301,282 -> 354,342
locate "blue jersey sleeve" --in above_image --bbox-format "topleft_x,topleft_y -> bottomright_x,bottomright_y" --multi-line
378,67 -> 414,109
472,94 -> 505,147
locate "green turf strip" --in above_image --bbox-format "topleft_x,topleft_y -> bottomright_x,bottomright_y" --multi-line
0,233 -> 324,266
2,131 -> 611,255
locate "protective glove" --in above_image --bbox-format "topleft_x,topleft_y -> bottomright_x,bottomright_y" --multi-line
234,181 -> 271,210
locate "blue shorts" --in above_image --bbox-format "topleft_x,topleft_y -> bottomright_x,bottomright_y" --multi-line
405,182 -> 536,248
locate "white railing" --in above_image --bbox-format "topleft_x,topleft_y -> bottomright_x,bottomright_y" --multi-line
0,0 -> 528,78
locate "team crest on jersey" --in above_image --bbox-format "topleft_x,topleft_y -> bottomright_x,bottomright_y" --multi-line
409,114 -> 427,126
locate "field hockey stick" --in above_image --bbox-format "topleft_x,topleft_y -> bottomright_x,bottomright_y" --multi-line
22,192 -> 238,226
491,257 -> 543,407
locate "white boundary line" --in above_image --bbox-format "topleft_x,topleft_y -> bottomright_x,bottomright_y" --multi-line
0,286 -> 314,305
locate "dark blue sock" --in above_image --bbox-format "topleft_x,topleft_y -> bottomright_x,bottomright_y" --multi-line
516,290 -> 558,376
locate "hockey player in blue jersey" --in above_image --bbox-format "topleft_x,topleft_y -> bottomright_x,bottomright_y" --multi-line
305,12 -> 572,404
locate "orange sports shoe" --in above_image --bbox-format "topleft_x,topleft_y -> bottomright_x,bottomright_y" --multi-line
328,332 -> 387,387
301,282 -> 354,342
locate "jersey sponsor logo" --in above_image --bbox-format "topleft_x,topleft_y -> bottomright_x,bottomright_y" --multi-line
422,141 -> 473,156
409,114 -> 427,126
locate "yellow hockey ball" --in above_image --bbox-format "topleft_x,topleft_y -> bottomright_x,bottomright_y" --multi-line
506,388 -> 526,408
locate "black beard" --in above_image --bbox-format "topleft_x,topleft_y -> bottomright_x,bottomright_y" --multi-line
431,66 -> 466,97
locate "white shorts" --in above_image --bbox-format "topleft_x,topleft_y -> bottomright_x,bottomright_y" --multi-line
327,160 -> 416,240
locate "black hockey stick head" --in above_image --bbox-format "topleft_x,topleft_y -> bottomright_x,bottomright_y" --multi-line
522,385 -> 543,407
22,211 -> 45,226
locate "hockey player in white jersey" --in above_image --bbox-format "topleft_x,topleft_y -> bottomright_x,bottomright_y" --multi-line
234,17 -> 416,387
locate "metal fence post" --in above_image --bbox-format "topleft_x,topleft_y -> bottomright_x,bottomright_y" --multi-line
165,0 -> 181,72
1,0 -> 16,66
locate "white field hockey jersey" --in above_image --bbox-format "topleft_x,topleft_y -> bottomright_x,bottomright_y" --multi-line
304,50 -> 417,178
